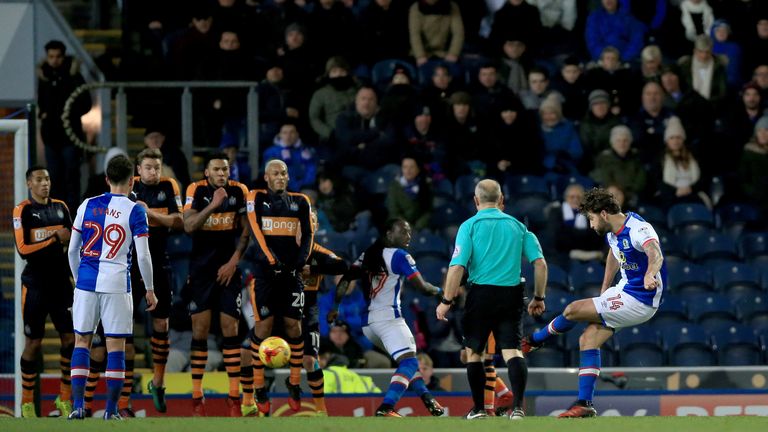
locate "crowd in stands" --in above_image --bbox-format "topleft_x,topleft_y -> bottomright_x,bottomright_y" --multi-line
36,0 -> 768,368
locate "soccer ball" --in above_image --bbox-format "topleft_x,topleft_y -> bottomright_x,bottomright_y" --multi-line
259,336 -> 291,368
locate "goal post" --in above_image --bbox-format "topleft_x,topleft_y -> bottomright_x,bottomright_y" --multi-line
0,119 -> 29,418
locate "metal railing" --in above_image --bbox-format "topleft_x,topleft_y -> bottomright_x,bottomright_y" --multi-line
62,81 -> 260,176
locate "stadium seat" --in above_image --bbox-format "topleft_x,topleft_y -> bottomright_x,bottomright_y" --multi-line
667,203 -> 714,231
432,178 -> 454,199
170,257 -> 190,296
360,171 -> 391,196
614,326 -> 664,367
527,346 -> 568,367
657,230 -> 686,260
504,175 -> 551,200
677,226 -> 717,253
716,203 -> 761,230
537,292 -> 576,323
414,256 -> 447,286
371,59 -> 417,90
635,204 -> 667,230
350,227 -> 379,258
553,174 -> 595,199
316,231 -> 354,262
570,261 -> 605,297
649,295 -> 688,326
709,324 -> 761,366
166,233 -> 192,258
547,264 -> 571,293
409,230 -> 449,260
375,163 -> 401,182
664,323 -> 716,366
454,174 -> 482,202
431,202 -> 470,230
685,293 -> 737,324
739,232 -> 768,261
666,261 -> 714,293
735,294 -> 768,331
688,234 -> 739,264
506,196 -> 550,229
713,262 -> 761,297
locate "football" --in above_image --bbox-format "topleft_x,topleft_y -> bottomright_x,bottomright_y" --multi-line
259,336 -> 291,368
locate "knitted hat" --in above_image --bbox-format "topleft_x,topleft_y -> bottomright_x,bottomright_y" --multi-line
449,91 -> 472,105
664,116 -> 687,141
588,89 -> 610,107
755,116 -> 768,134
325,56 -> 350,75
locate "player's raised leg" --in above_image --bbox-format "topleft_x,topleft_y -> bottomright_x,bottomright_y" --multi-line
559,323 -> 613,418
523,299 -> 591,352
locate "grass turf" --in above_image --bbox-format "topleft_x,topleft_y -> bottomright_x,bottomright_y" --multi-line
1,416 -> 767,432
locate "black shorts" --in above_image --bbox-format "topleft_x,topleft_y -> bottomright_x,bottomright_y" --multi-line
462,283 -> 525,353
131,261 -> 173,319
249,270 -> 304,322
302,291 -> 319,357
22,282 -> 74,339
182,266 -> 242,318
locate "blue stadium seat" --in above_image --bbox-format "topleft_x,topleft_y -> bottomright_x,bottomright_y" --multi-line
664,323 -> 716,366
409,230 -> 449,260
667,203 -> 714,231
685,293 -> 737,325
547,264 -> 571,293
506,196 -> 550,229
454,175 -> 482,202
360,171 -> 391,195
316,231 -> 354,262
432,178 -> 454,198
371,59 -> 417,90
414,256 -> 447,286
666,261 -> 714,293
713,262 -> 761,296
614,326 -> 664,367
170,257 -> 190,296
709,324 -> 761,366
689,234 -> 739,264
716,203 -> 761,229
635,205 -> 667,231
735,294 -> 768,331
375,163 -> 401,181
527,347 -> 568,367
166,233 -> 192,258
431,202 -> 470,230
553,174 -> 595,200
537,292 -> 576,323
739,232 -> 768,261
677,227 -> 718,254
570,261 -> 605,297
649,295 -> 688,326
350,227 -> 379,258
504,175 -> 551,200
657,230 -> 686,260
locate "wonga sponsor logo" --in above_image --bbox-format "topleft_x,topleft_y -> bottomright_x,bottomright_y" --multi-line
261,217 -> 298,236
660,395 -> 768,416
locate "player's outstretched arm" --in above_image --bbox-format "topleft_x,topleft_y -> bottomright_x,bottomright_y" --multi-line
408,273 -> 441,296
642,239 -> 664,290
67,229 -> 82,284
601,250 -> 620,294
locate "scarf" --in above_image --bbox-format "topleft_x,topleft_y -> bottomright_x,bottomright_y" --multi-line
691,56 -> 714,100
562,203 -> 588,229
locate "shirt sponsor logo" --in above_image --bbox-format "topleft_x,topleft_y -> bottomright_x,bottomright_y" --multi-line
202,212 -> 236,231
31,225 -> 64,242
261,217 -> 298,236
623,239 -> 630,249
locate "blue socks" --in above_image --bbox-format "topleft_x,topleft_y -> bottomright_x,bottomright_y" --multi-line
532,314 -> 577,343
70,347 -> 90,410
105,351 -> 126,415
383,357 -> 419,407
578,349 -> 601,402
409,371 -> 430,397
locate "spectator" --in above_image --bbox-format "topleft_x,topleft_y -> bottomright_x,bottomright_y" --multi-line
550,56 -> 588,121
752,65 -> 768,105
724,82 -> 765,163
711,20 -> 743,88
262,122 -> 318,191
489,0 -> 542,55
470,62 -> 517,126
258,64 -> 301,148
165,6 -> 217,80
309,56 -> 358,145
547,183 -> 604,263
485,97 -> 543,179
498,36 -> 532,95
258,0 -> 308,58
630,81 -> 674,164
539,95 -> 582,174
639,45 -> 664,84
278,23 -> 319,109
744,16 -> 768,74
680,0 -> 714,43
678,35 -> 727,105
37,40 -> 91,215
142,125 -> 191,188
420,64 -> 460,128
620,0 -> 667,40
386,157 -> 433,230
307,0 -> 359,64
413,353 -> 446,392
219,135 -> 252,184
585,0 -> 645,61
359,0 -> 411,65
519,67 -> 562,112
531,0 -> 578,58
579,89 -> 622,171
316,172 -> 358,233
324,320 -> 365,368
655,117 -> 709,208
590,125 -> 646,205
739,116 -> 768,214
582,46 -> 635,115
408,0 -> 465,66
334,87 -> 399,169
606,184 -> 628,210
404,106 -> 449,180
318,341 -> 382,393
660,65 -> 686,109
444,91 -> 483,178
379,67 -> 420,129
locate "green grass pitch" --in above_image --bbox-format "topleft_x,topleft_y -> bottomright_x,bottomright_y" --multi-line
1,417 -> 767,432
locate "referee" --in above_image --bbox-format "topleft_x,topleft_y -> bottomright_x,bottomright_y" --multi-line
436,179 -> 548,420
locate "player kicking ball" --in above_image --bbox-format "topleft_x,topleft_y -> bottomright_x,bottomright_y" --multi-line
330,218 -> 445,417
522,188 -> 665,417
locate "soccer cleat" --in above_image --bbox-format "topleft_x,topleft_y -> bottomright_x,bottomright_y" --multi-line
285,377 -> 302,412
84,408 -> 93,418
192,397 -> 207,417
21,402 -> 37,418
147,380 -> 167,413
558,400 -> 597,418
375,405 -> 403,417
226,397 -> 241,417
420,394 -> 445,416
485,409 -> 497,416
54,396 -> 72,417
118,407 -> 136,418
241,402 -> 259,417
255,388 -> 271,416
521,336 -> 543,354
103,411 -> 123,420
495,391 -> 514,416
464,408 -> 489,419
509,407 -> 525,420
67,408 -> 85,420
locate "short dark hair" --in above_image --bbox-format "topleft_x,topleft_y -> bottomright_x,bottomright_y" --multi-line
44,40 -> 66,54
106,155 -> 134,185
579,187 -> 621,215
26,165 -> 48,180
136,148 -> 163,165
204,152 -> 230,168
529,66 -> 549,80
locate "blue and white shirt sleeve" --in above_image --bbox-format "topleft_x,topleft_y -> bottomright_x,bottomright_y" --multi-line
390,249 -> 420,280
129,204 -> 150,238
72,199 -> 87,233
630,222 -> 659,250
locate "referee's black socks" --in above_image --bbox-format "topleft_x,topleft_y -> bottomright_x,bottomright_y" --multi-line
466,361 -> 486,411
506,357 -> 528,409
